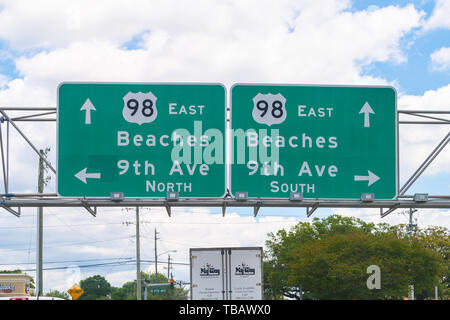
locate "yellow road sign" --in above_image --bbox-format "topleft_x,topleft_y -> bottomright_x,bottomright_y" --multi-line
67,283 -> 84,300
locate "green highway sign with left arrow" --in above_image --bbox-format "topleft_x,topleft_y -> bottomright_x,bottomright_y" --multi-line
57,82 -> 226,198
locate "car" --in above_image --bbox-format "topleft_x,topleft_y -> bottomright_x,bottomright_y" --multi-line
0,296 -> 65,300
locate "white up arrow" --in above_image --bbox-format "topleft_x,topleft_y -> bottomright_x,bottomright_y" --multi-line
80,98 -> 96,124
75,168 -> 101,184
354,170 -> 380,186
359,102 -> 375,127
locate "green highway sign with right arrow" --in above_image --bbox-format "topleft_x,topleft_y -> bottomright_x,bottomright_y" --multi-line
230,84 -> 398,199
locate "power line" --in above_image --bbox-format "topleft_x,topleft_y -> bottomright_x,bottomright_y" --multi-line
0,257 -> 134,266
0,236 -> 133,252
19,260 -> 137,272
13,259 -> 190,272
0,218 -> 302,230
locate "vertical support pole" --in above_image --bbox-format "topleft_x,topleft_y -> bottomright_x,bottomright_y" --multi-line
221,248 -> 226,300
36,150 -> 44,296
155,228 -> 158,283
6,121 -> 9,193
0,122 -> 8,193
136,206 -> 141,300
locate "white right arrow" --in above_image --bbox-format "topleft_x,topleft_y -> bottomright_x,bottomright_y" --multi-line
354,170 -> 380,187
359,101 -> 375,127
75,168 -> 101,184
80,98 -> 96,124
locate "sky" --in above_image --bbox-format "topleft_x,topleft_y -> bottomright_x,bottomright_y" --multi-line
0,0 -> 449,295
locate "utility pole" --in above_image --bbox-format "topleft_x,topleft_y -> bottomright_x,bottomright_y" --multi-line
407,208 -> 417,300
136,206 -> 141,300
122,207 -> 150,300
407,208 -> 418,237
154,228 -> 159,282
36,150 -> 44,297
167,254 -> 171,279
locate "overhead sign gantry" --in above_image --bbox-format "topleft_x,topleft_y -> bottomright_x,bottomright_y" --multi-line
1,82 -> 448,219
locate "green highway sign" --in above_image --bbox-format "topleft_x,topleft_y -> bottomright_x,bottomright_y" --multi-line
150,288 -> 167,294
57,83 -> 226,198
230,84 -> 398,199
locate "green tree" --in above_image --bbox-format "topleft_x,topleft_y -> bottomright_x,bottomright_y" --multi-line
264,214 -> 445,300
45,290 -> 70,300
289,231 -> 441,299
380,223 -> 449,299
0,269 -> 23,274
264,215 -> 377,299
414,226 -> 449,299
79,275 -> 112,300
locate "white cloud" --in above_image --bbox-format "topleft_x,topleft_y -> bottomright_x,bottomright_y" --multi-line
423,0 -> 450,31
0,1 -> 423,87
398,84 -> 450,178
430,46 -> 450,71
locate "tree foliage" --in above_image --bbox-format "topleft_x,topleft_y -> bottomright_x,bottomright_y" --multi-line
111,271 -> 188,300
79,275 -> 112,300
264,214 -> 447,300
45,290 -> 70,300
77,272 -> 188,300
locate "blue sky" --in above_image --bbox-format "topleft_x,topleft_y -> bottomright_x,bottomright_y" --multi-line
363,27 -> 450,94
0,0 -> 448,294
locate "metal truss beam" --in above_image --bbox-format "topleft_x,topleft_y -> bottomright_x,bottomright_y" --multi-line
0,110 -> 56,173
1,205 -> 20,217
380,204 -> 401,218
81,199 -> 97,217
254,201 -> 262,217
222,203 -> 226,217
399,132 -> 450,195
164,201 -> 171,217
306,203 -> 319,217
11,111 -> 56,121
1,198 -> 449,210
398,110 -> 450,125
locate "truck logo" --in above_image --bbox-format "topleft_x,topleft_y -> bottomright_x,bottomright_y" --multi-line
200,263 -> 220,276
235,262 -> 255,275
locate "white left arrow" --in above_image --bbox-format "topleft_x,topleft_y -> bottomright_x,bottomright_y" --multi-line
359,101 -> 375,127
354,170 -> 380,187
75,168 -> 101,184
80,98 -> 96,124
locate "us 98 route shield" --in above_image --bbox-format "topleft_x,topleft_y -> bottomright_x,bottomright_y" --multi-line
230,84 -> 398,200
57,82 -> 226,198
